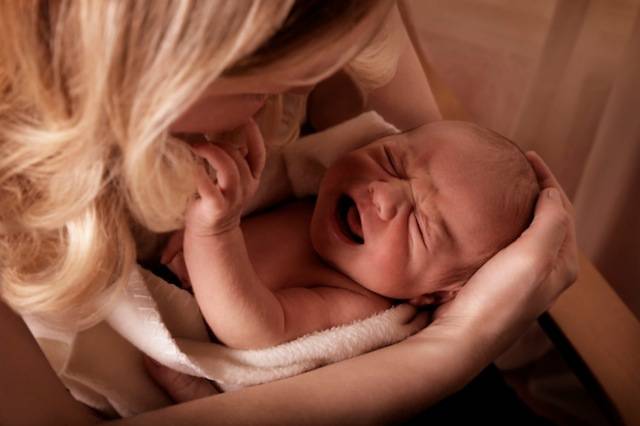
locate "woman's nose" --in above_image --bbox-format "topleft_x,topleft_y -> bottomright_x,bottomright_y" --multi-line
368,181 -> 405,221
287,84 -> 315,96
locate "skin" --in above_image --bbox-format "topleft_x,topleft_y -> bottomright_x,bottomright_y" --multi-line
311,122 -> 528,305
0,4 -> 578,424
182,120 -> 392,349
167,0 -> 391,138
180,121 -> 537,350
139,152 -> 577,425
169,7 -> 440,138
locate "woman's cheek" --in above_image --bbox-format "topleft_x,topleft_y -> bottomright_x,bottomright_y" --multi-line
170,95 -> 265,135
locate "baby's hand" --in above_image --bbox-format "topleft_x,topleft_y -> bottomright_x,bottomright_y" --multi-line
185,119 -> 265,236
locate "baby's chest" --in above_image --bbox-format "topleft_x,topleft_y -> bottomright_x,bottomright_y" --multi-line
252,250 -> 392,327
241,200 -> 389,303
247,227 -> 352,293
245,230 -> 392,324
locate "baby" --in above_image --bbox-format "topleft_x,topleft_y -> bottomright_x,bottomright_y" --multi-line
174,121 -> 539,350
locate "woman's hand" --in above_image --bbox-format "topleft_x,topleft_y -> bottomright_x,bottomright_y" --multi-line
427,151 -> 578,362
144,357 -> 217,403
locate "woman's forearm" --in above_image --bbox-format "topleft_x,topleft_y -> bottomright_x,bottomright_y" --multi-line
2,178 -> 573,425
125,169 -> 576,426
115,322 -> 485,426
0,297 -> 472,426
307,5 -> 441,132
363,5 -> 442,129
0,300 -> 99,425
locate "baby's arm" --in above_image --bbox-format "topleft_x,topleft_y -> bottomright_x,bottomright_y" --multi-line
185,224 -> 288,350
185,121 -> 373,349
184,121 -> 280,350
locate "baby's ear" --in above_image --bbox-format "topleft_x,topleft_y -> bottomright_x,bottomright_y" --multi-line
433,290 -> 457,304
410,285 -> 463,306
408,294 -> 438,307
435,283 -> 464,303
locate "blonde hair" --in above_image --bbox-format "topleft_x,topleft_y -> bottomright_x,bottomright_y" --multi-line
0,0 -> 394,329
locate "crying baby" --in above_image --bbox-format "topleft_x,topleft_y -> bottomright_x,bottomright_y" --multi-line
169,121 -> 540,350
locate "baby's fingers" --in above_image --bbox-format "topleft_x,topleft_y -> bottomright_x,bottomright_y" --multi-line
194,164 -> 223,205
218,144 -> 255,191
160,230 -> 185,265
243,118 -> 266,179
191,143 -> 239,193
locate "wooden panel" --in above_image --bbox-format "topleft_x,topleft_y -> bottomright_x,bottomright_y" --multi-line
548,253 -> 640,426
399,3 -> 640,422
397,1 -> 471,121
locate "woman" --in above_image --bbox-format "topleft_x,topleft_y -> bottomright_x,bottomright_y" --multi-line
0,1 -> 576,424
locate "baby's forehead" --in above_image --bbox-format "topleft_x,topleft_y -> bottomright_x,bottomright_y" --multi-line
398,123 -> 482,164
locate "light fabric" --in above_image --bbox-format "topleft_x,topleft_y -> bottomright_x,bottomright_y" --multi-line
25,267 -> 425,417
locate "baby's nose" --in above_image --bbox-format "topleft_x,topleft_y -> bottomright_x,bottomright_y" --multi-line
368,180 -> 405,221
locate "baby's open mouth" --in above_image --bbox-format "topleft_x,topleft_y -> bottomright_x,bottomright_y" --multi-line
336,195 -> 364,244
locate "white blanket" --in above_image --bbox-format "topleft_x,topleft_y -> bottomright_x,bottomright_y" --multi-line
24,113 -> 422,417
26,268 -> 426,417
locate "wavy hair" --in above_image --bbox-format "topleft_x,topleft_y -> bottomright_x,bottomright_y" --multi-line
0,0 -> 393,329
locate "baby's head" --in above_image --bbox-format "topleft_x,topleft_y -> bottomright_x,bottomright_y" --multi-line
310,121 -> 539,305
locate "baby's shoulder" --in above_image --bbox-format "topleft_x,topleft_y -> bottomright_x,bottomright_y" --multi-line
277,284 -> 392,329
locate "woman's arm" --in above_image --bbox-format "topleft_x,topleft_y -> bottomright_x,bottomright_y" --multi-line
125,152 -> 578,425
308,5 -> 442,131
0,300 -> 98,425
124,162 -> 576,426
363,5 -> 442,129
0,152 -> 576,425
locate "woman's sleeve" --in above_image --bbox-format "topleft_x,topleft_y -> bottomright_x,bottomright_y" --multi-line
308,4 -> 442,132
0,300 -> 98,425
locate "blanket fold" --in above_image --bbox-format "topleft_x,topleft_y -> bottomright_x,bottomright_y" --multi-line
26,267 -> 425,416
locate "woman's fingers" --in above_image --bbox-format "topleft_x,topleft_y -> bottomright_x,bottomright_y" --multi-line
526,151 -> 558,189
525,151 -> 578,285
526,151 -> 574,214
143,357 -> 217,402
432,172 -> 576,344
517,188 -> 569,273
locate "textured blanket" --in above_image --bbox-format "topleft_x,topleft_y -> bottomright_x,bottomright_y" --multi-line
26,268 -> 426,416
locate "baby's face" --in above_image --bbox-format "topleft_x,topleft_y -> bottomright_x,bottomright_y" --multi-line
310,122 -> 522,304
